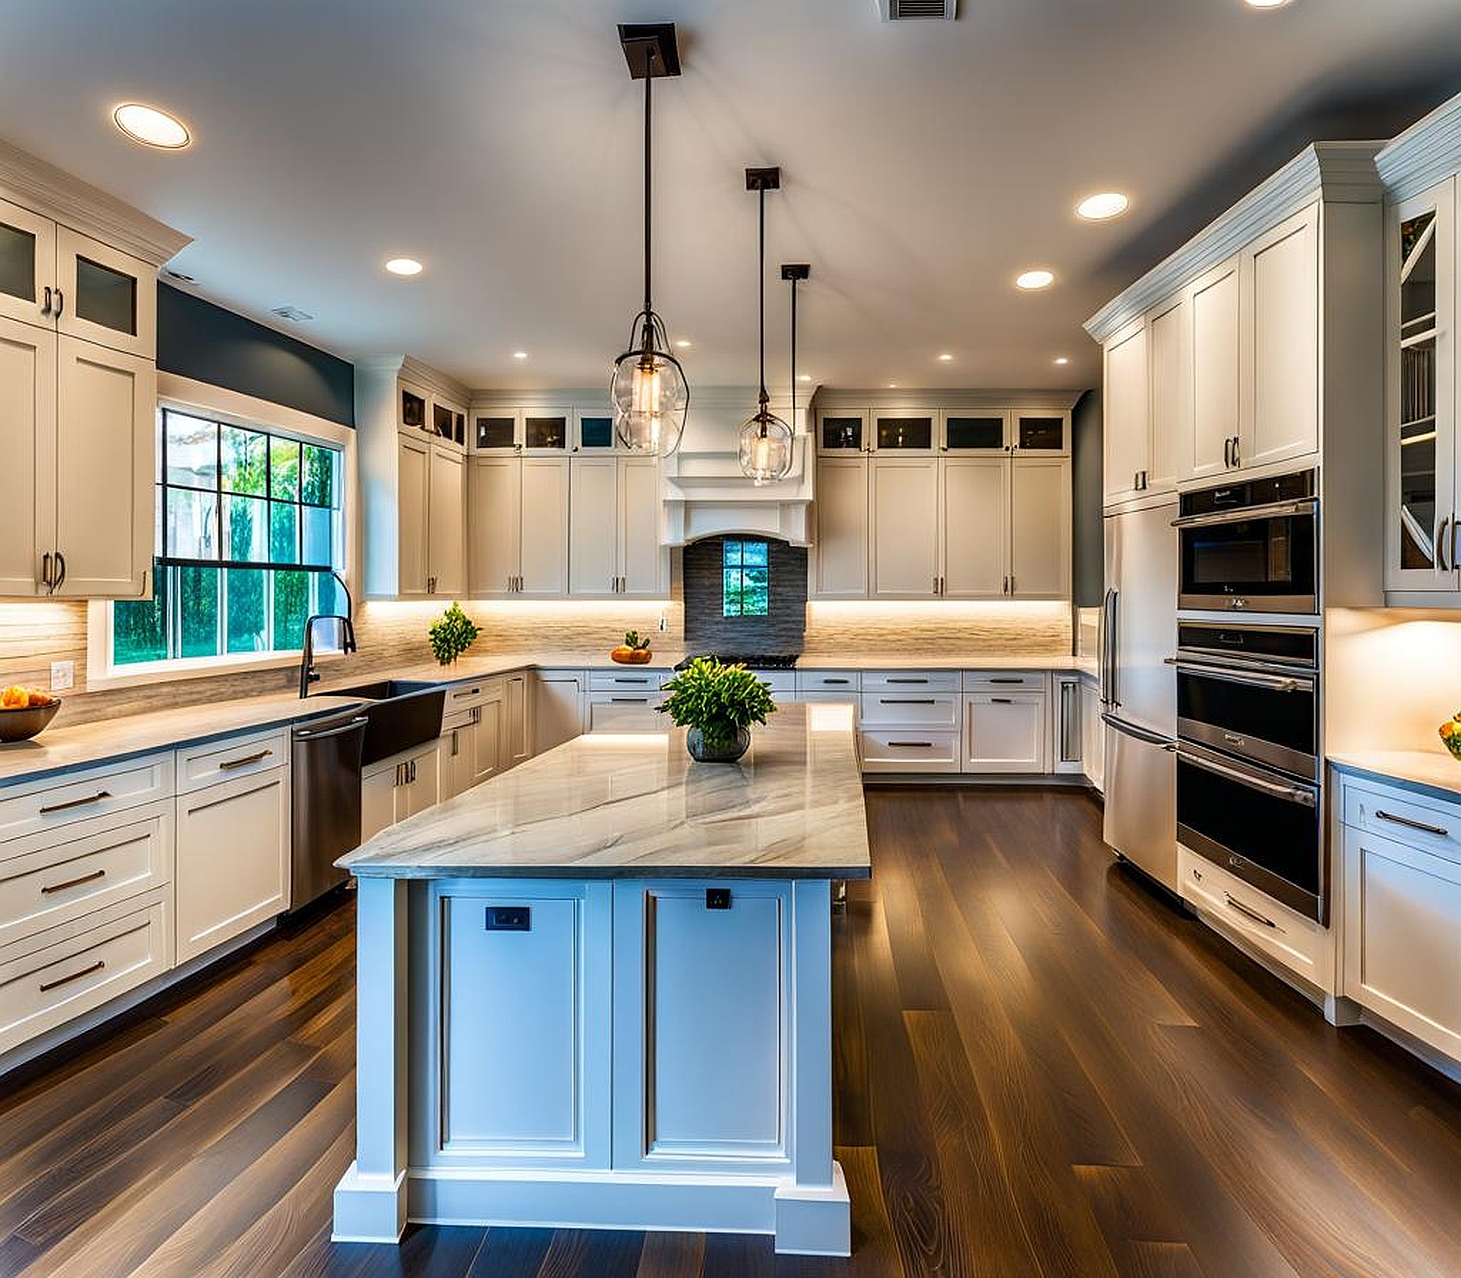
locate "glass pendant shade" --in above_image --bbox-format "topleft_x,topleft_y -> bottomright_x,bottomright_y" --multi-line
611,317 -> 689,455
739,404 -> 794,485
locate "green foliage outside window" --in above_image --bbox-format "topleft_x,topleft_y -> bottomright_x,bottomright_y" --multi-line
723,539 -> 770,617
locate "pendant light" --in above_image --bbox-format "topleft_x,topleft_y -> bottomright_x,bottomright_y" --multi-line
739,167 -> 794,485
610,23 -> 689,457
782,262 -> 810,436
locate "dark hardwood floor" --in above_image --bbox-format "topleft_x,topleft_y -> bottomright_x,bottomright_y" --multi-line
3,787 -> 1461,1277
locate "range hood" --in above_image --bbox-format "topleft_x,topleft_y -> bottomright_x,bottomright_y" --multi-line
660,387 -> 813,545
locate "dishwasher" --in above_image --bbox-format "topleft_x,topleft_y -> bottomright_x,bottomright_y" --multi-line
290,710 -> 369,911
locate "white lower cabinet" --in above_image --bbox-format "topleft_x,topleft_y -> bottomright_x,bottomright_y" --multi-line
534,670 -> 586,752
1051,675 -> 1083,775
588,668 -> 670,732
174,764 -> 290,964
1340,778 -> 1461,1061
962,692 -> 1048,773
504,673 -> 531,767
1080,677 -> 1105,792
469,685 -> 505,788
361,741 -> 441,844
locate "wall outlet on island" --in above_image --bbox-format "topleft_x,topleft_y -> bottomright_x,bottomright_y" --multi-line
50,661 -> 75,692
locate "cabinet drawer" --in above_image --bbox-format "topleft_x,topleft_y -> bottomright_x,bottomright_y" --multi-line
587,694 -> 663,733
796,670 -> 860,693
962,671 -> 1051,693
176,728 -> 287,795
443,679 -> 500,713
860,692 -> 960,730
589,669 -> 670,692
0,892 -> 170,1056
1341,779 -> 1461,866
862,670 -> 960,693
1178,845 -> 1330,991
963,692 -> 1049,774
748,670 -> 796,696
860,729 -> 961,773
0,800 -> 172,951
0,753 -> 174,844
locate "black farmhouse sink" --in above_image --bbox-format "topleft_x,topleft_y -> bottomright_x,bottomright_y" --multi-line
330,681 -> 446,766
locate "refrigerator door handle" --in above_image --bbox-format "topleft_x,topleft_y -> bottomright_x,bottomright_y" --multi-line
1101,711 -> 1173,749
1107,589 -> 1120,707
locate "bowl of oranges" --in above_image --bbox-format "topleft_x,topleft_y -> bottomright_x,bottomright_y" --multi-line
0,686 -> 60,742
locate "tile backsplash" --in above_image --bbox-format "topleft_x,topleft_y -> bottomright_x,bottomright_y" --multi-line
803,600 -> 1073,656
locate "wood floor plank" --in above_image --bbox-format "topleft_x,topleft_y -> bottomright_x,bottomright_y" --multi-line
633,1229 -> 705,1278
535,1228 -> 646,1278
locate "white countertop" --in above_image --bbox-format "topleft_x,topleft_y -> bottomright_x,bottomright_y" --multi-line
1328,750 -> 1461,804
339,702 -> 871,881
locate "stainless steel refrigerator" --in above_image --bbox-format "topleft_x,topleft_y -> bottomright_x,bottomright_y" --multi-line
1099,500 -> 1179,893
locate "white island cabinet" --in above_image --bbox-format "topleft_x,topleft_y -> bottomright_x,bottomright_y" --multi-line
333,703 -> 869,1257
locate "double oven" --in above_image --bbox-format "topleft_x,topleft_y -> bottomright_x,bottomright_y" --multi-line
1172,469 -> 1325,923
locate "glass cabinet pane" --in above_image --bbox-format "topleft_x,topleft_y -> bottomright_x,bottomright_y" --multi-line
579,415 -> 614,450
946,416 -> 1005,450
74,255 -> 137,336
0,220 -> 35,303
1399,210 -> 1439,570
475,416 -> 516,449
432,403 -> 455,440
1016,416 -> 1064,450
524,416 -> 568,450
402,389 -> 427,431
820,416 -> 863,450
875,417 -> 933,450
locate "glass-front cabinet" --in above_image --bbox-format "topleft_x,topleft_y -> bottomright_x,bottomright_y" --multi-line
523,410 -> 571,453
872,412 -> 937,453
1387,178 -> 1457,593
1013,412 -> 1068,454
944,413 -> 1008,452
816,411 -> 866,453
575,410 -> 616,452
0,197 -> 54,327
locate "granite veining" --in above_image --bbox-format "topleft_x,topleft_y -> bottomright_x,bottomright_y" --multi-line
339,702 -> 871,881
1328,751 -> 1461,805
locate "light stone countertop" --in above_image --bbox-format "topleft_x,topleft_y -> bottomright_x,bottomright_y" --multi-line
1328,751 -> 1461,805
339,702 -> 871,881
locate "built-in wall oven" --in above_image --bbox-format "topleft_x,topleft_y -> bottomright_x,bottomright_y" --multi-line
1172,621 -> 1326,923
1175,469 -> 1318,613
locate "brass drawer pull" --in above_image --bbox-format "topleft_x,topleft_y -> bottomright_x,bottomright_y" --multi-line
39,959 -> 104,993
39,790 -> 112,816
1374,809 -> 1449,838
40,869 -> 106,895
218,749 -> 272,771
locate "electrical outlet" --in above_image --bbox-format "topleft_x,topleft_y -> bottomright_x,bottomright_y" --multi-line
658,613 -> 668,633
50,661 -> 74,692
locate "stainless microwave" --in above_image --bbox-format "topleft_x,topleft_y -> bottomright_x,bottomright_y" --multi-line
1174,470 -> 1318,613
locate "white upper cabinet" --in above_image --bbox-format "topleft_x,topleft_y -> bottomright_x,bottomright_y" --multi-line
517,458 -> 569,597
870,457 -> 941,597
55,227 -> 155,360
396,435 -> 431,597
1103,318 -> 1149,505
0,315 -> 53,596
617,457 -> 663,597
811,456 -> 869,598
0,197 -> 56,329
1146,293 -> 1188,491
427,444 -> 466,597
1009,457 -> 1071,599
1245,204 -> 1320,470
468,455 -> 568,598
567,455 -> 663,598
1187,255 -> 1241,482
940,457 -> 1007,598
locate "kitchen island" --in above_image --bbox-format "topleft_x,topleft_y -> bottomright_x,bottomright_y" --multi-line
332,702 -> 870,1256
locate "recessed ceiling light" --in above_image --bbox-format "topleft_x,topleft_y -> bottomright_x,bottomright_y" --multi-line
385,257 -> 423,276
887,383 -> 898,389
112,103 -> 191,149
1245,0 -> 1293,7
675,339 -> 692,349
937,353 -> 954,362
1076,192 -> 1130,221
512,351 -> 528,360
1016,269 -> 1055,291
798,373 -> 812,382
1054,356 -> 1070,366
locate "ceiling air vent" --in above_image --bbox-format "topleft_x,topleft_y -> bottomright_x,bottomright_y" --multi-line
270,305 -> 315,323
877,0 -> 956,19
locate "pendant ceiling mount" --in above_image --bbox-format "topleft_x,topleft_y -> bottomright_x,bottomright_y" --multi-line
610,22 -> 689,457
739,167 -> 796,486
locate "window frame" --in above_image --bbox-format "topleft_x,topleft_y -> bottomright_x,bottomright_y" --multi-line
88,373 -> 358,691
722,537 -> 771,618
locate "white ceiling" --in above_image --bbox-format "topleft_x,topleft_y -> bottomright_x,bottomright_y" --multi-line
2,0 -> 1460,394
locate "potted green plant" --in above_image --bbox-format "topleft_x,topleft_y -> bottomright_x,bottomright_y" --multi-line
428,602 -> 480,666
658,657 -> 777,762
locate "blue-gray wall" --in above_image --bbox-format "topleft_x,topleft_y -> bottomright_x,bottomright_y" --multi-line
157,284 -> 354,427
1071,387 -> 1103,608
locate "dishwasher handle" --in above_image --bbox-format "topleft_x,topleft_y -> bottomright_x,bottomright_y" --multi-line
294,714 -> 370,742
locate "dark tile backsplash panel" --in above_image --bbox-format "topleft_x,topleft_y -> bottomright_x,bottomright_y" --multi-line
682,536 -> 807,655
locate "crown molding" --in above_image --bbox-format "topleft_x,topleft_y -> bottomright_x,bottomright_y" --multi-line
1084,141 -> 1383,345
1377,88 -> 1461,204
810,387 -> 1082,413
398,355 -> 470,404
0,137 -> 190,266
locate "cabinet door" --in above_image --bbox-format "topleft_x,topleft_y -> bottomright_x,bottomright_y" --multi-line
175,769 -> 289,963
940,456 -> 1007,597
1080,680 -> 1105,792
438,728 -> 474,802
568,457 -> 618,596
1188,256 -> 1241,481
1012,412 -> 1068,457
427,445 -> 466,596
518,458 -> 568,597
870,458 -> 940,598
963,693 -> 1048,773
1343,825 -> 1461,1060
503,673 -> 531,768
618,457 -> 663,597
1103,318 -> 1148,505
1387,182 -> 1456,590
0,198 -> 55,329
468,456 -> 520,598
471,687 -> 505,786
1009,458 -> 1071,599
1245,204 -> 1320,471
53,337 -> 152,597
360,763 -> 397,843
0,315 -> 52,595
1146,294 -> 1188,492
396,435 -> 431,598
402,744 -> 440,819
55,226 -> 155,359
812,457 -> 868,598
1052,676 -> 1083,774
533,672 -> 584,753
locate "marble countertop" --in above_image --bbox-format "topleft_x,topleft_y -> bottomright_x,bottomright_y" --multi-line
1328,751 -> 1461,804
339,702 -> 871,881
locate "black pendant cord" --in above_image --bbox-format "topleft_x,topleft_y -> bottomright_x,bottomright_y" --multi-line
789,273 -> 798,429
757,186 -> 768,418
642,58 -> 654,321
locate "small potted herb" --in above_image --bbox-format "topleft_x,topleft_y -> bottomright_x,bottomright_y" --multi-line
658,657 -> 777,763
428,602 -> 480,666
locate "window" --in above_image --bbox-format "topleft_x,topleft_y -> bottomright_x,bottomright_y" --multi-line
111,408 -> 346,667
723,539 -> 770,617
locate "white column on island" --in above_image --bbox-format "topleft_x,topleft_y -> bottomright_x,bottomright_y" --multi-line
332,876 -> 410,1242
